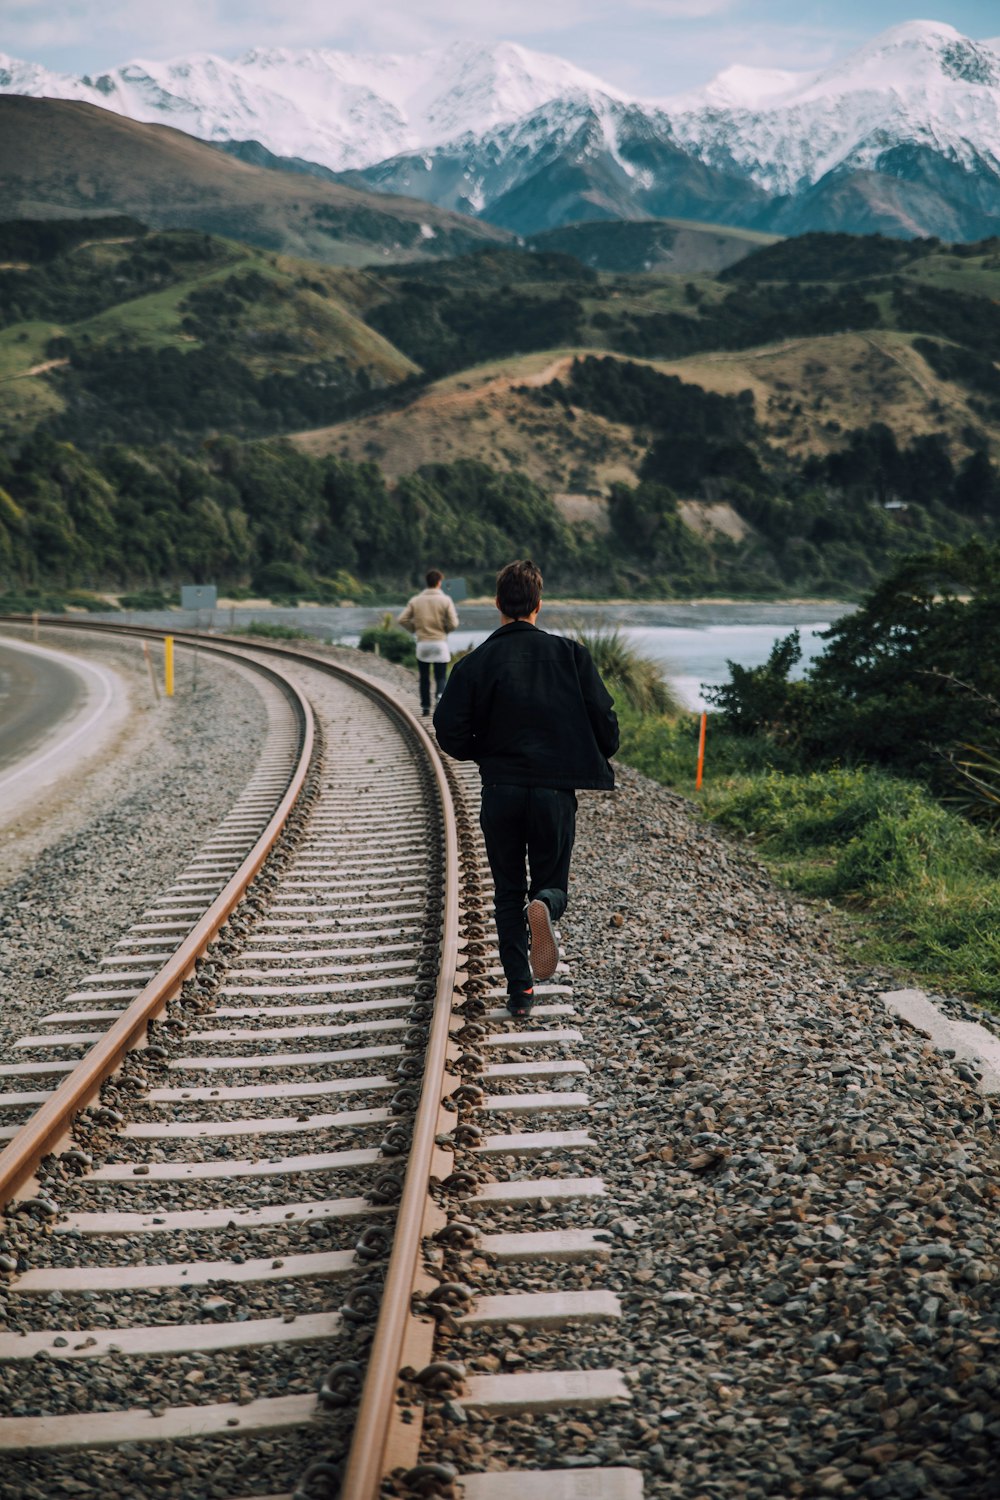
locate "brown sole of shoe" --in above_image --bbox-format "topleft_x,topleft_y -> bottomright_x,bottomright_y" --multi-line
527,899 -> 559,981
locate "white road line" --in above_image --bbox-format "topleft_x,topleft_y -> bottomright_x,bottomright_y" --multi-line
0,638 -> 117,793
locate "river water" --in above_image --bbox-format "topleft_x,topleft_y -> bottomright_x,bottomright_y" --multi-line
119,600 -> 854,711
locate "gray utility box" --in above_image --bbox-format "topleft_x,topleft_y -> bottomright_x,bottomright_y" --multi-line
181,585 -> 218,611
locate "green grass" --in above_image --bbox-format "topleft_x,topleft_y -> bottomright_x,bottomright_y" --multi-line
618,710 -> 1000,1009
0,320 -> 67,426
237,620 -> 316,642
77,254 -> 255,350
906,258 -> 1000,299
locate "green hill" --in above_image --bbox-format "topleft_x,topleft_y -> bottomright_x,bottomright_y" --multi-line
2,225 -> 999,602
0,97 -> 507,266
0,222 -> 419,446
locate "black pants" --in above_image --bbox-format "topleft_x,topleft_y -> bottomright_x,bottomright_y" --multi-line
479,783 -> 577,995
418,659 -> 448,713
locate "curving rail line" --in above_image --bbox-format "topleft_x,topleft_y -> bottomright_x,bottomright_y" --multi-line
0,618 -> 635,1500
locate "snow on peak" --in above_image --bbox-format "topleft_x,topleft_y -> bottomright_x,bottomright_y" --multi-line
669,63 -> 815,111
2,22 -> 1000,200
804,17 -> 1000,93
664,19 -> 1000,194
0,39 -> 626,171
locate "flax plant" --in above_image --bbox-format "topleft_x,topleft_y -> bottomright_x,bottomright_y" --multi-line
570,626 -> 682,718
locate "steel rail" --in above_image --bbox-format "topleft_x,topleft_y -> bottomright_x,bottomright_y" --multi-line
0,615 -> 464,1497
0,633 -> 316,1209
335,708 -> 460,1500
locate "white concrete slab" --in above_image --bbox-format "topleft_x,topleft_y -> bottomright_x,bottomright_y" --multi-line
462,1369 -> 628,1412
15,1249 -> 355,1293
462,1291 -> 620,1326
0,1393 -> 319,1449
881,988 -> 1000,1094
461,1470 -> 642,1500
0,1310 -> 343,1362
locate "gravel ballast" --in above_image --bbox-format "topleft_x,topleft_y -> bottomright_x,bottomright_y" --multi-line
3,636 -> 997,1498
423,764 -> 999,1500
0,627 -> 276,1060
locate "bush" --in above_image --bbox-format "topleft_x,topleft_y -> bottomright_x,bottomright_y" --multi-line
251,561 -> 315,603
118,588 -> 171,610
240,620 -> 315,642
358,618 -> 417,666
0,589 -> 68,614
705,630 -> 806,736
64,589 -> 118,612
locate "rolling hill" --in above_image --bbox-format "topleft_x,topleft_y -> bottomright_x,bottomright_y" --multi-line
1,215 -> 998,602
289,328 -> 999,499
0,97 -> 508,265
525,219 -> 777,274
0,221 -> 420,445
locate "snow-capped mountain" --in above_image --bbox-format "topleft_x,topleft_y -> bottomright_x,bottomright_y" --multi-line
0,40 -> 622,172
666,20 -> 1000,194
345,22 -> 1000,239
2,21 -> 1000,239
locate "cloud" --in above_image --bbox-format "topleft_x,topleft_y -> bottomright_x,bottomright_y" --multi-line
0,0 -> 863,96
0,0 -> 741,66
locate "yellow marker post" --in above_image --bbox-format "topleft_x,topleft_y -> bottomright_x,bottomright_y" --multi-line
695,710 -> 707,790
164,635 -> 175,698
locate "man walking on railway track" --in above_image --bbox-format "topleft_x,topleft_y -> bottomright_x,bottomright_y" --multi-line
398,569 -> 460,717
433,559 -> 618,1017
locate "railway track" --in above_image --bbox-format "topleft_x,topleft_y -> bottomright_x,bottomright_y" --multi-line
0,621 -> 640,1500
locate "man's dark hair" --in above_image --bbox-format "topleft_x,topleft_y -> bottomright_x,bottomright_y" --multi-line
496,559 -> 542,619
426,569 -> 444,587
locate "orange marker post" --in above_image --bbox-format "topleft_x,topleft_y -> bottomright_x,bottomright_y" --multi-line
695,710 -> 707,790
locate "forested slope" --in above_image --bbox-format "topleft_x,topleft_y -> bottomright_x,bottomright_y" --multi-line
2,222 -> 999,600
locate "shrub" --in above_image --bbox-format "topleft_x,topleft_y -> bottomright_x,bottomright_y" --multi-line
64,590 -> 118,612
251,561 -> 314,602
945,743 -> 1000,827
358,618 -> 417,666
118,588 -> 171,610
572,626 -> 682,717
0,589 -> 68,614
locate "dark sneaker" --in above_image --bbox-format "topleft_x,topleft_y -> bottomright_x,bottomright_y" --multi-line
506,987 -> 534,1018
527,899 -> 559,981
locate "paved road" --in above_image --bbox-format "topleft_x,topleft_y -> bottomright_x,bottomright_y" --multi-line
0,640 -> 87,775
0,637 -> 123,816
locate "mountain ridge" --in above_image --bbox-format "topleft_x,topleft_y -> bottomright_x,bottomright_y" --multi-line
0,97 -> 508,264
3,22 -> 1000,240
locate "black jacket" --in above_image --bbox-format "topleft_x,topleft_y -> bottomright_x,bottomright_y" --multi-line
433,621 -> 619,790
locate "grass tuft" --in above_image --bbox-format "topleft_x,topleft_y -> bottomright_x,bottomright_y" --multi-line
613,678 -> 1000,1009
573,626 -> 683,717
239,620 -> 315,642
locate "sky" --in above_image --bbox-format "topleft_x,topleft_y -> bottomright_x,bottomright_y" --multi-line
2,1 -> 1000,96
